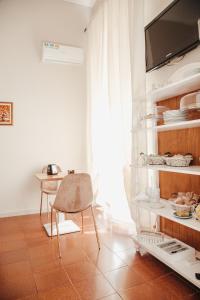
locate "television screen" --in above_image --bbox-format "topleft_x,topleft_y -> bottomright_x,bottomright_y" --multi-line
145,0 -> 200,72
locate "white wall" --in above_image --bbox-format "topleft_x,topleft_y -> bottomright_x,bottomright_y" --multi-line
0,0 -> 90,216
144,0 -> 200,92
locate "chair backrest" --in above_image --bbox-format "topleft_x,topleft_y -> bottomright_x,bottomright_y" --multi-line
41,165 -> 61,191
53,173 -> 93,213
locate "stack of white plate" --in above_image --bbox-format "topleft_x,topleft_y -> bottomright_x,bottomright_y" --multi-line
163,110 -> 187,124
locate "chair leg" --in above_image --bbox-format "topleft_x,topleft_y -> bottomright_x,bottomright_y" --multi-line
55,210 -> 61,258
81,211 -> 84,233
40,192 -> 43,216
51,206 -> 53,238
91,206 -> 100,250
46,194 -> 49,221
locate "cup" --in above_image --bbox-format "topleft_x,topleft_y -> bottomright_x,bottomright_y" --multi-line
68,170 -> 75,174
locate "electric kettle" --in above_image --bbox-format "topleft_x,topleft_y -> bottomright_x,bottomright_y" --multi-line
47,164 -> 58,175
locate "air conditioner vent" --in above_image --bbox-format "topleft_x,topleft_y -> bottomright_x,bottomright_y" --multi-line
42,41 -> 84,65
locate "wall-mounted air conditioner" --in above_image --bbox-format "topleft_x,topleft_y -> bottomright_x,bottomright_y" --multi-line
42,41 -> 84,65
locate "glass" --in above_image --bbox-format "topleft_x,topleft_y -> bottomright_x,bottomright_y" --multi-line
146,187 -> 160,202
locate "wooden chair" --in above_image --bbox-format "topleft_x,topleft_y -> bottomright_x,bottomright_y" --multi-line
50,173 -> 100,257
40,165 -> 62,216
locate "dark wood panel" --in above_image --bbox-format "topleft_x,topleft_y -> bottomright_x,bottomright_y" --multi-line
159,172 -> 200,199
160,218 -> 200,251
157,89 -> 200,251
158,128 -> 200,165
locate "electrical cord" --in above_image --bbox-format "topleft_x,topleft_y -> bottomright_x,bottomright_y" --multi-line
166,55 -> 185,66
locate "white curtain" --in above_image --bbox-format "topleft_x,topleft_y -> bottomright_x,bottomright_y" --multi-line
129,0 -> 150,230
86,0 -> 147,226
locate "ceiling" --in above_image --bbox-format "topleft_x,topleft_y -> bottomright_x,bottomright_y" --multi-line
64,0 -> 96,7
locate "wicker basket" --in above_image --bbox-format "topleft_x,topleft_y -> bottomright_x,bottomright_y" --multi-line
164,155 -> 193,167
146,155 -> 165,165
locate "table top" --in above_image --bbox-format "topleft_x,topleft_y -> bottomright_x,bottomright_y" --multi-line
35,172 -> 68,181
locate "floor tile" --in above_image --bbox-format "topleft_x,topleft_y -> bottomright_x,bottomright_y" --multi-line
28,243 -> 57,261
0,248 -> 29,265
88,246 -> 127,273
81,233 -> 102,255
38,285 -> 80,300
131,258 -> 171,281
24,230 -> 46,240
115,248 -> 152,266
74,274 -> 116,300
0,261 -> 32,279
16,295 -> 39,300
31,258 -> 63,274
119,282 -> 172,300
0,239 -> 27,254
102,234 -> 134,252
137,256 -> 172,277
149,273 -> 199,299
59,234 -> 83,252
61,248 -> 88,266
64,259 -> 100,283
34,268 -> 70,292
0,275 -> 37,300
29,242 -> 60,270
25,237 -> 49,248
104,266 -> 146,292
0,221 -> 21,233
0,231 -> 25,242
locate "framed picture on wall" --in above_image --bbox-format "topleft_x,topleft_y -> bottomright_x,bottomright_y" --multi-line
0,102 -> 13,125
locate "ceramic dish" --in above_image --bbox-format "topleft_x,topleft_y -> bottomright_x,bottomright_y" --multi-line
163,110 -> 187,124
180,91 -> 200,111
173,212 -> 193,219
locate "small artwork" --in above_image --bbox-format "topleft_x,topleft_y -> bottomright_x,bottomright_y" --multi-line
0,102 -> 13,125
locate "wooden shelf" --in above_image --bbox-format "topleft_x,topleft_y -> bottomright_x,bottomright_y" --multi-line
150,73 -> 200,102
134,199 -> 200,232
156,119 -> 200,132
147,165 -> 200,176
134,70 -> 200,286
132,118 -> 200,132
132,234 -> 200,289
133,198 -> 200,288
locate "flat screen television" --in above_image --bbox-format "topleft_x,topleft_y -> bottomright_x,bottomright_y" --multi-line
145,0 -> 200,72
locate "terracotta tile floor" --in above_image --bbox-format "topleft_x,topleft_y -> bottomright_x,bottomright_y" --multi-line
0,207 -> 199,300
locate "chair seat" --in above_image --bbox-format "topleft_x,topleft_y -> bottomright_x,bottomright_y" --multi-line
42,189 -> 58,195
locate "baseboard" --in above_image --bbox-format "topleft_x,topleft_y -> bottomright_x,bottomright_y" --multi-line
0,208 -> 41,218
0,203 -> 100,218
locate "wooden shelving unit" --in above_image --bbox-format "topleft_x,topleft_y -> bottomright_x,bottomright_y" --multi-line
146,165 -> 200,176
156,119 -> 200,132
132,233 -> 200,289
133,112 -> 200,133
135,199 -> 200,233
133,74 -> 200,289
150,73 -> 200,102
